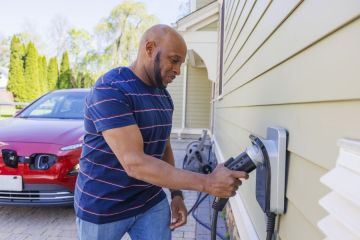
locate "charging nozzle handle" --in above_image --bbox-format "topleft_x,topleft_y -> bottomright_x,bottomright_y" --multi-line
212,152 -> 258,211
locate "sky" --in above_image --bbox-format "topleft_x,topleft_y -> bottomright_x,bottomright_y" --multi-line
0,0 -> 190,61
0,0 -> 189,37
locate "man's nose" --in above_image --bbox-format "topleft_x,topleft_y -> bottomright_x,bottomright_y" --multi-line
173,64 -> 181,75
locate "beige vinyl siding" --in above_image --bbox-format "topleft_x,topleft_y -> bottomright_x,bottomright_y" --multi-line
186,65 -> 211,129
199,21 -> 218,31
167,65 -> 185,128
215,0 -> 360,240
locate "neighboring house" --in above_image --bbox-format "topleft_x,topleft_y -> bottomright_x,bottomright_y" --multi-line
175,0 -> 360,240
168,0 -> 218,137
0,67 -> 8,90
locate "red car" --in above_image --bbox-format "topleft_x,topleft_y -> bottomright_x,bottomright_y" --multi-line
0,89 -> 89,206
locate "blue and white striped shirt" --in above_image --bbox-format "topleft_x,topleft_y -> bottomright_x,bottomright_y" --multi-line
75,67 -> 173,224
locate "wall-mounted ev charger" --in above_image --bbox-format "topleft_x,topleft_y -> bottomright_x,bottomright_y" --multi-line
255,127 -> 287,215
212,127 -> 288,240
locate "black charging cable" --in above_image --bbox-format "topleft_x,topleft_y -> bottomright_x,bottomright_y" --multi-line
187,192 -> 227,240
266,212 -> 276,240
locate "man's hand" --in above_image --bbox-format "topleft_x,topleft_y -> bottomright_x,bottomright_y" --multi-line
170,196 -> 187,230
204,164 -> 249,198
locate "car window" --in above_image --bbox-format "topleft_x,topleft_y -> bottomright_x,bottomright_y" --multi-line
28,96 -> 64,116
18,91 -> 88,119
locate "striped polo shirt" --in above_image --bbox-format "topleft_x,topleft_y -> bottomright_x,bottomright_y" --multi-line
74,67 -> 173,224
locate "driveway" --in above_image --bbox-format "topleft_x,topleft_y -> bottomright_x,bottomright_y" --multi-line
0,138 -> 227,240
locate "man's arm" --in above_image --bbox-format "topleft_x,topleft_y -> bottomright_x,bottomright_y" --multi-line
162,139 -> 187,230
103,124 -> 248,198
162,139 -> 175,168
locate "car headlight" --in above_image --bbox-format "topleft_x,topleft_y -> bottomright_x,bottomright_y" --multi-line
60,143 -> 83,151
67,163 -> 80,176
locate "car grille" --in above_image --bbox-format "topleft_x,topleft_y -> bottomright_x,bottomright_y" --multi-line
0,190 -> 73,200
0,184 -> 74,206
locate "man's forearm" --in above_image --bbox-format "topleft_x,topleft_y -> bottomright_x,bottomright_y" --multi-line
162,140 -> 175,167
124,152 -> 207,192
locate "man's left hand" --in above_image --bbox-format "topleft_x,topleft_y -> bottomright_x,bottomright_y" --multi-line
170,196 -> 187,230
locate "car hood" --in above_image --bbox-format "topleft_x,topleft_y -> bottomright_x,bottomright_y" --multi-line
0,118 -> 84,145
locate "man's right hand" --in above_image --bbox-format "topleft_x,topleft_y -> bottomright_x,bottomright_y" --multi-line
204,164 -> 249,198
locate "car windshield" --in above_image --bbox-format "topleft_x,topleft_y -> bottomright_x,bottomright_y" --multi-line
18,91 -> 88,119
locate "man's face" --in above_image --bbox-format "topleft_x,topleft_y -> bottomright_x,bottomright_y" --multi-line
152,37 -> 186,89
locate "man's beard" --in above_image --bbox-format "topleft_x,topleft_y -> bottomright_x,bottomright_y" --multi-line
154,52 -> 166,89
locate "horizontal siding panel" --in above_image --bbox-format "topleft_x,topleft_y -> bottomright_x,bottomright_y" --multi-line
286,152 -> 329,226
224,0 -> 255,56
186,66 -> 211,128
214,113 -> 329,233
199,21 -> 218,31
224,0 -> 271,69
220,18 -> 360,107
224,0 -> 243,40
167,65 -> 185,128
279,201 -> 325,240
224,0 -> 360,94
224,0 -> 302,79
215,101 -> 360,170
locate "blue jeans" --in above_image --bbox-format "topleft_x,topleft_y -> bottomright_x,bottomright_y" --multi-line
76,198 -> 171,240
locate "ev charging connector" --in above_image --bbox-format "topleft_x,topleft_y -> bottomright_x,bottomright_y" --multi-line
211,127 -> 287,240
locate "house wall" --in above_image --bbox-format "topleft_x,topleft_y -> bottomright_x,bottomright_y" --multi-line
186,65 -> 211,129
214,0 -> 360,240
167,65 -> 185,128
167,64 -> 212,130
199,21 -> 218,31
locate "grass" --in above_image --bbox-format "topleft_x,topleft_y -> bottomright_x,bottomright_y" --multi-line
0,105 -> 16,120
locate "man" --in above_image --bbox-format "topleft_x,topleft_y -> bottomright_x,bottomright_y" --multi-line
75,24 -> 248,240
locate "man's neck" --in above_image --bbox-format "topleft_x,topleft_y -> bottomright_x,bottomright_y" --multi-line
129,61 -> 154,87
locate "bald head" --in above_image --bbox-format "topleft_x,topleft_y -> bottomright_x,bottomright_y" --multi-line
131,24 -> 187,89
138,24 -> 187,57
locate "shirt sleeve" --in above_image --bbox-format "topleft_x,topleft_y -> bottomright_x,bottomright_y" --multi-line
86,86 -> 136,133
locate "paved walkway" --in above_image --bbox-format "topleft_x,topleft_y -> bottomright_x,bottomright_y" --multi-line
0,138 -> 228,240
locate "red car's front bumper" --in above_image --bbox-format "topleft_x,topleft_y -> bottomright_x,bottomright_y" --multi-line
0,142 -> 81,206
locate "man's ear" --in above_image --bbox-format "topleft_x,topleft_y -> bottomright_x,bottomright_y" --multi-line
145,41 -> 156,57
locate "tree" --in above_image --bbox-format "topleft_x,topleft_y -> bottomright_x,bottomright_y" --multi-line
0,34 -> 10,68
96,1 -> 158,67
7,35 -> 26,102
23,42 -> 40,101
66,28 -> 92,84
58,51 -> 72,89
47,57 -> 59,91
75,71 -> 95,88
38,55 -> 48,94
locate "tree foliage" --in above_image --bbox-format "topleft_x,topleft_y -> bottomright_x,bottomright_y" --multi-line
0,34 -> 10,68
6,1 -> 159,97
38,55 -> 48,94
47,57 -> 59,91
58,51 -> 72,89
7,35 -> 26,101
75,71 -> 95,88
23,42 -> 40,101
96,1 -> 158,67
